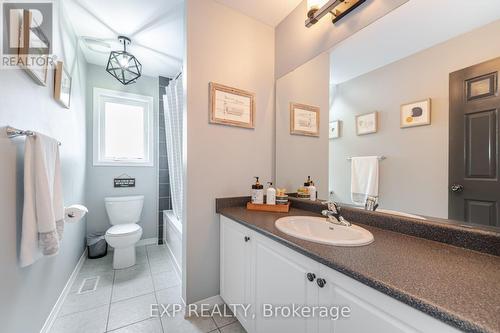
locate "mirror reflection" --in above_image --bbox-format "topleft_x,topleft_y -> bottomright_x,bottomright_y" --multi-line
276,20 -> 500,229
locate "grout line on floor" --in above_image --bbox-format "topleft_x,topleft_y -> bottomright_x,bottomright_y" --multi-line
105,316 -> 154,333
146,246 -> 166,333
213,306 -> 243,331
153,282 -> 182,293
210,317 -> 219,331
110,289 -> 154,304
216,319 -> 238,329
105,264 -> 116,332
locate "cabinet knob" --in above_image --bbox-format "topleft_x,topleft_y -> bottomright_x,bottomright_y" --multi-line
317,278 -> 326,288
244,236 -> 250,242
306,273 -> 316,282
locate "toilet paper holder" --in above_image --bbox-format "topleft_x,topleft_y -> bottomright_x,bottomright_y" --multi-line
64,205 -> 88,223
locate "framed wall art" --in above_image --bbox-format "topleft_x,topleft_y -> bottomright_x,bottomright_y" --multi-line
209,82 -> 255,128
18,9 -> 50,86
290,103 -> 320,137
356,111 -> 378,135
54,61 -> 72,108
400,98 -> 431,128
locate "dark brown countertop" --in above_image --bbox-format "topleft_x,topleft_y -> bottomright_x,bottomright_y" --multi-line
218,205 -> 500,333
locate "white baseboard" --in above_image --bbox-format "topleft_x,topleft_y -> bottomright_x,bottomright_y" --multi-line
189,295 -> 224,309
40,248 -> 87,333
137,238 -> 158,246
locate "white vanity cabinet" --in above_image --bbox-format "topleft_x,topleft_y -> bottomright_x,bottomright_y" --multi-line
220,216 -> 460,333
220,216 -> 255,330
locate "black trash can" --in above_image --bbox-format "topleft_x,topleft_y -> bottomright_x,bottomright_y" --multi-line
87,233 -> 108,259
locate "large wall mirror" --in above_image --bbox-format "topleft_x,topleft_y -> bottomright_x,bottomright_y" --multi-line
275,18 -> 500,230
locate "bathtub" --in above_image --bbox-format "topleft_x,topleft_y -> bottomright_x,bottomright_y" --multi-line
163,210 -> 182,272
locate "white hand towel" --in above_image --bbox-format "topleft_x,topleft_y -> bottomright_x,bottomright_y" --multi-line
20,133 -> 64,267
351,156 -> 379,206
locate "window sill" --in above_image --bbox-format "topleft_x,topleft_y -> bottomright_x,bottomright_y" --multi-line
93,161 -> 154,167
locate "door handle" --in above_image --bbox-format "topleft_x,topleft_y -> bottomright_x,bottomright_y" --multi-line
317,278 -> 326,288
306,273 -> 316,282
450,184 -> 464,193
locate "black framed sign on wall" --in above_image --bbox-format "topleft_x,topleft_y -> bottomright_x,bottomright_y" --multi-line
114,174 -> 136,188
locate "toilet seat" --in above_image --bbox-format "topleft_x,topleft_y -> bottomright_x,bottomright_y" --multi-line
106,224 -> 142,237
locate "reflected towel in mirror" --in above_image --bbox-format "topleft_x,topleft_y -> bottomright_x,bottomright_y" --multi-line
351,156 -> 379,206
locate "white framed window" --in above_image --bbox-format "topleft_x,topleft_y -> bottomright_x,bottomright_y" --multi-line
93,88 -> 154,167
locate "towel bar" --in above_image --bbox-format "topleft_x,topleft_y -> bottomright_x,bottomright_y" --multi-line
6,126 -> 61,146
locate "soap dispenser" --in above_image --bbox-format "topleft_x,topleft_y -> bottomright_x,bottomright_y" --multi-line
266,182 -> 276,205
251,177 -> 264,204
308,179 -> 317,201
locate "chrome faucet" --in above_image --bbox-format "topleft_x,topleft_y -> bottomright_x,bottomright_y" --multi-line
322,201 -> 352,227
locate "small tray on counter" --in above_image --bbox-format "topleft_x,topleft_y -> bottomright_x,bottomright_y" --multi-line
246,202 -> 290,213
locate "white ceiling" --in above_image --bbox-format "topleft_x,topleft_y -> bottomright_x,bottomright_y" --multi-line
62,0 -> 184,78
330,0 -> 500,84
214,0 -> 302,27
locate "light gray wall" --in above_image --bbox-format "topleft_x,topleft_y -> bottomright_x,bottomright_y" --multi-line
85,64 -> 159,239
276,52 -> 330,199
330,20 -> 500,218
0,4 -> 88,332
275,0 -> 408,79
185,0 -> 275,304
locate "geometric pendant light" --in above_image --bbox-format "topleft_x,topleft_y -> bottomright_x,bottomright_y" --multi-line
106,36 -> 142,85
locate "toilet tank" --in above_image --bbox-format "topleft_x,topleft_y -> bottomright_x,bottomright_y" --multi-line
105,195 -> 144,225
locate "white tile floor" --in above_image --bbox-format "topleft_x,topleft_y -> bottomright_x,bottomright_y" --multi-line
50,245 -> 246,333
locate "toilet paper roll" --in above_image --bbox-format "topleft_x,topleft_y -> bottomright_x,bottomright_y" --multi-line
64,204 -> 88,223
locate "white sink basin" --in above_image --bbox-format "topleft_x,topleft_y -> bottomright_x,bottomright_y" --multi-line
275,216 -> 374,247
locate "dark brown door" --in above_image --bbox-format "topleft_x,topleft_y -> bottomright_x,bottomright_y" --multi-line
449,57 -> 500,227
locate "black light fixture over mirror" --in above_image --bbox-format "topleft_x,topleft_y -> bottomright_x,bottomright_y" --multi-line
306,0 -> 366,27
106,36 -> 142,85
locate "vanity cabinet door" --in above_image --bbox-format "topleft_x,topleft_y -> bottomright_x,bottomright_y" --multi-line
318,281 -> 412,333
317,265 -> 460,333
220,216 -> 253,330
253,234 -> 319,333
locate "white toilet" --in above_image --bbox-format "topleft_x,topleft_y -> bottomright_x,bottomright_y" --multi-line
104,195 -> 144,269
